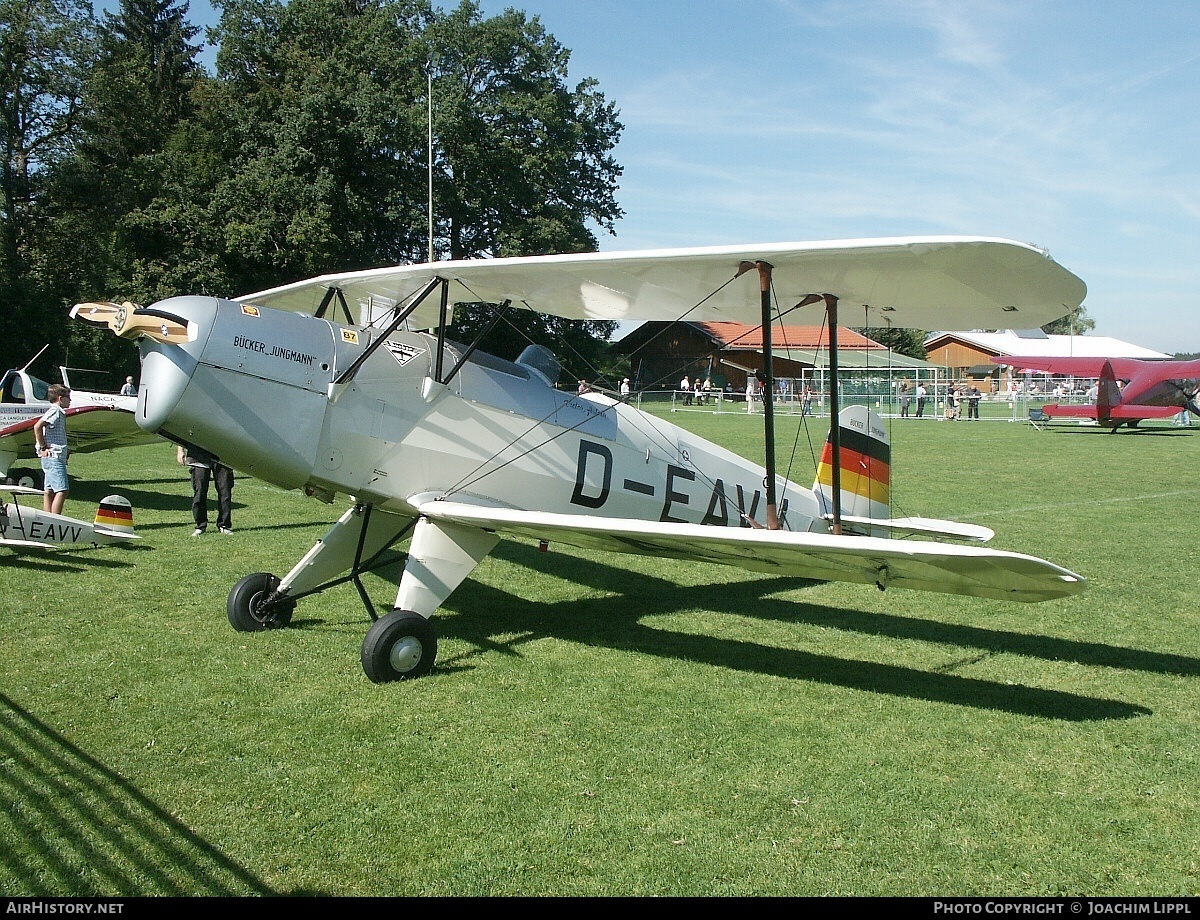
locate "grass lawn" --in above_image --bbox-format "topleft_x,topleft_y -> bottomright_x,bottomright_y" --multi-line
2,410 -> 1199,896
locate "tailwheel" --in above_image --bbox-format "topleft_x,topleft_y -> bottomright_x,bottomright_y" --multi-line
227,572 -> 295,631
361,609 -> 437,683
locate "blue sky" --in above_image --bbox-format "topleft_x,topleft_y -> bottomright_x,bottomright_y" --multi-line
162,1 -> 1200,353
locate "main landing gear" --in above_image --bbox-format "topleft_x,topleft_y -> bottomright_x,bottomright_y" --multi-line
225,505 -> 436,683
227,572 -> 296,630
227,572 -> 436,682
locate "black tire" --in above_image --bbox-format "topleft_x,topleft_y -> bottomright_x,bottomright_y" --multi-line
227,572 -> 295,631
361,609 -> 437,682
14,469 -> 41,490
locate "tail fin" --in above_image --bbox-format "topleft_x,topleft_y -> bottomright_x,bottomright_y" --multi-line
1097,360 -> 1120,425
813,406 -> 890,535
94,494 -> 135,535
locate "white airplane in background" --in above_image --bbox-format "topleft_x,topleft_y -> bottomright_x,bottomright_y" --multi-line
0,342 -> 157,488
0,484 -> 138,551
72,236 -> 1089,683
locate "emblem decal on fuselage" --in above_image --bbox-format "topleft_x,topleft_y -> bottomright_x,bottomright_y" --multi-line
384,340 -> 425,367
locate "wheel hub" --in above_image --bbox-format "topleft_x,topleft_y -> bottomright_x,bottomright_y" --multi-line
388,636 -> 423,673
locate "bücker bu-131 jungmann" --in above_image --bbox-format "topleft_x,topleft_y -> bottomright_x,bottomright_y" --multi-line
73,237 -> 1088,682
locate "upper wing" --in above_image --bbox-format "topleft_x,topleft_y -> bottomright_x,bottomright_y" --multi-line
996,355 -> 1180,382
417,501 -> 1085,603
0,405 -> 158,460
237,237 -> 1086,332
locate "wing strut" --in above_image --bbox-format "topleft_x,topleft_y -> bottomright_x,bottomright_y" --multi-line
824,293 -> 842,535
755,261 -> 782,530
332,276 -> 443,387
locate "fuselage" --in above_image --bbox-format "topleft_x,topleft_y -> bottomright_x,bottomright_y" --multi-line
132,295 -> 825,532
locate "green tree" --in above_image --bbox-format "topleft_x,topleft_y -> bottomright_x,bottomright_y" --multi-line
206,0 -> 435,292
427,0 -> 623,260
1041,303 -> 1095,336
0,0 -> 93,372
427,1 -> 624,372
38,0 -> 206,374
853,325 -> 928,361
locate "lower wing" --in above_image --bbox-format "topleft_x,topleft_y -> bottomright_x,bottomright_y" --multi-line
417,501 -> 1085,603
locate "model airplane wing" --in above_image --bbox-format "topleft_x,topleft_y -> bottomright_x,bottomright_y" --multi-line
417,501 -> 1084,603
0,405 -> 158,460
236,237 -> 1085,332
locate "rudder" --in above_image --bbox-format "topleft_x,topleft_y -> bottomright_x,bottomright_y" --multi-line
813,406 -> 890,532
94,494 -> 135,535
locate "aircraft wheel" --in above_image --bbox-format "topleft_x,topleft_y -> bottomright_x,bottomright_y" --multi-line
361,609 -> 437,683
15,469 -> 41,490
227,572 -> 295,631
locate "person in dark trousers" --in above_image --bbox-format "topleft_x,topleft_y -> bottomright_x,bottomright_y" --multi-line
967,386 -> 982,420
178,443 -> 234,535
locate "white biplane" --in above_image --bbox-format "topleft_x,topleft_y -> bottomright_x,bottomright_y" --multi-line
0,484 -> 138,551
72,236 -> 1088,682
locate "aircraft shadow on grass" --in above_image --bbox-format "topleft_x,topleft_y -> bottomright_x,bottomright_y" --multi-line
290,539 -> 1162,722
0,691 -> 316,896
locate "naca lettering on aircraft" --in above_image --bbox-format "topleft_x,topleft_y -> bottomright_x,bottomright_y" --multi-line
73,236 -> 1089,683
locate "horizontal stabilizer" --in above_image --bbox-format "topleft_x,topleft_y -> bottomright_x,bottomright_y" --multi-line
418,501 -> 1085,603
1039,403 -> 1096,418
833,514 -> 994,542
1106,405 -> 1179,420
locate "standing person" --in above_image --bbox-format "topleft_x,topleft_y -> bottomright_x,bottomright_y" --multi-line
178,443 -> 235,535
745,374 -> 757,414
680,374 -> 691,406
967,386 -> 982,421
619,377 -> 631,401
899,382 -> 911,418
915,383 -> 927,418
694,377 -> 704,406
945,385 -> 958,420
32,384 -> 71,514
802,387 -> 813,416
119,375 -> 136,396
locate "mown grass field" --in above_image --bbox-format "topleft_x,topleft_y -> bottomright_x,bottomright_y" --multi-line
2,409 -> 1199,896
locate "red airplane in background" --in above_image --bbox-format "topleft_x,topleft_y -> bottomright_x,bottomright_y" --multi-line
993,355 -> 1200,431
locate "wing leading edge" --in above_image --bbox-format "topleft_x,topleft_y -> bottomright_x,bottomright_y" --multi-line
417,501 -> 1085,603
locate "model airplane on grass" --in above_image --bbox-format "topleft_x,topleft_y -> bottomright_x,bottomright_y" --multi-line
0,341 -> 158,488
993,355 -> 1200,431
72,236 -> 1088,682
0,485 -> 138,551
